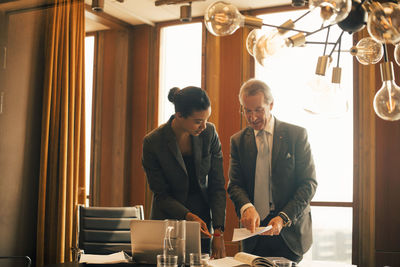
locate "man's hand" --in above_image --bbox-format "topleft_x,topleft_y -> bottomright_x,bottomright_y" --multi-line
261,216 -> 283,236
240,206 -> 260,233
211,229 -> 226,259
185,212 -> 212,238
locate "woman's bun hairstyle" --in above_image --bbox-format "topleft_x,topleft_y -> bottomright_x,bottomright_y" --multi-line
168,86 -> 210,118
168,87 -> 180,103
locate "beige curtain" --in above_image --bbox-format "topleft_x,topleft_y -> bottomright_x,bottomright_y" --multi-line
36,0 -> 86,266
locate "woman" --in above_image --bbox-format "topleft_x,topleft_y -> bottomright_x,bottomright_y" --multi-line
142,86 -> 226,258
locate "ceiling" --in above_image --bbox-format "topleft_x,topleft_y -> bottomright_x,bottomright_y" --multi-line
0,0 -> 292,31
84,0 -> 292,27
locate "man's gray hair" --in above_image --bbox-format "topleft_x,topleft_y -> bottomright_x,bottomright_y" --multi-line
239,78 -> 274,105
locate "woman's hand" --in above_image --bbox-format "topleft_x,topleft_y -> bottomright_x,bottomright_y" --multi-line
185,212 -> 212,238
211,229 -> 226,259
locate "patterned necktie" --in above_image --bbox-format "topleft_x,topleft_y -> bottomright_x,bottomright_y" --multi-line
254,130 -> 270,221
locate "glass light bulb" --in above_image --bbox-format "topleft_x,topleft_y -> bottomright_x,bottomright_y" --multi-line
350,37 -> 383,65
204,1 -> 244,36
309,0 -> 352,25
304,74 -> 348,117
395,44 -> 400,66
246,29 -> 261,57
373,62 -> 400,121
253,34 -> 269,66
367,2 -> 400,44
337,0 -> 367,33
253,31 -> 291,66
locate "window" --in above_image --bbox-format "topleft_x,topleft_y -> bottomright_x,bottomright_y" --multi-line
158,23 -> 203,125
255,10 -> 353,263
85,35 -> 95,206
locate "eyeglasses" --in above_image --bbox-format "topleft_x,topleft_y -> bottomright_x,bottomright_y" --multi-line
241,107 -> 266,116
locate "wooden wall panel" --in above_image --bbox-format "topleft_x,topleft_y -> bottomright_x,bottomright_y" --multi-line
97,30 -> 129,206
352,30 -> 377,267
0,9 -> 44,263
375,46 -> 400,255
126,25 -> 154,214
375,118 -> 400,250
204,31 -> 221,127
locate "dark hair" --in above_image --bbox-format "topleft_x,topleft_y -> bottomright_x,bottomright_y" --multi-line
168,86 -> 210,118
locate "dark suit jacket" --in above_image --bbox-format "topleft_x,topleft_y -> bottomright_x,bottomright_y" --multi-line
142,116 -> 226,229
227,118 -> 317,256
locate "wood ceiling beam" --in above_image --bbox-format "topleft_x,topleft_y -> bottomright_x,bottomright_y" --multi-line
154,0 -> 204,6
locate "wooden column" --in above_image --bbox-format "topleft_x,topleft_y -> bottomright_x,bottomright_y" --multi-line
95,29 -> 130,207
126,25 -> 156,219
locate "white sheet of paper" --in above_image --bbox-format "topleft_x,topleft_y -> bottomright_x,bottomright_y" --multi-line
79,251 -> 130,264
232,225 -> 273,242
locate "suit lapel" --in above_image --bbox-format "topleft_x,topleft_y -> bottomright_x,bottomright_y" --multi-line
164,119 -> 187,175
272,118 -> 286,172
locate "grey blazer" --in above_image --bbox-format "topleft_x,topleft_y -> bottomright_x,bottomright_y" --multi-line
227,118 -> 317,256
142,116 -> 226,228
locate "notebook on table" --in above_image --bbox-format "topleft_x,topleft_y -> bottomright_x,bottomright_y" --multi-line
130,219 -> 201,265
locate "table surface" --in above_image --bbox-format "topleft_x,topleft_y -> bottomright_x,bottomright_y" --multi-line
298,260 -> 356,267
45,263 -> 149,267
45,260 -> 357,267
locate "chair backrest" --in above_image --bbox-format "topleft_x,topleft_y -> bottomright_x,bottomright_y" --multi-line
0,256 -> 31,267
78,205 -> 144,255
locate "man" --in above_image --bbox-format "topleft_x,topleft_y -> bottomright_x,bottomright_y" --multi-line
228,79 -> 317,262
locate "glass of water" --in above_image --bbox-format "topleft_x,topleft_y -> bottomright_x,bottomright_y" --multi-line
157,254 -> 178,267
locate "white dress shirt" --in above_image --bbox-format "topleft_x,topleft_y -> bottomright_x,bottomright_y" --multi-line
240,115 -> 275,217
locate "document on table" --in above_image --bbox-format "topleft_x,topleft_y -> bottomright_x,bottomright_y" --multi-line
79,251 -> 132,264
232,225 -> 272,242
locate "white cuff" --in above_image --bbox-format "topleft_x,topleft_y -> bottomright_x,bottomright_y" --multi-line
240,203 -> 254,217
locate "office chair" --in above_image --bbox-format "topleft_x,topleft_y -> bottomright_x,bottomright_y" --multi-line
77,205 -> 144,255
0,256 -> 32,267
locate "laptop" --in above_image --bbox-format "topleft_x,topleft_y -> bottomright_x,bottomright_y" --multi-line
130,220 -> 201,265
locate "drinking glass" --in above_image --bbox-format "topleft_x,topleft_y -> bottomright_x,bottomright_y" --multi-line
157,254 -> 178,267
189,253 -> 209,267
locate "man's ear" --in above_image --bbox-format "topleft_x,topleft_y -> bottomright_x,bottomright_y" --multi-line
176,112 -> 183,118
269,101 -> 274,111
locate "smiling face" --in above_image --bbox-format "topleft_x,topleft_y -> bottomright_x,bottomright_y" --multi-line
242,92 -> 273,131
176,107 -> 211,136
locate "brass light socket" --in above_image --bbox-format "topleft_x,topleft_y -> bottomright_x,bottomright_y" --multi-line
287,33 -> 306,47
380,61 -> 394,82
180,4 -> 192,22
292,0 -> 306,7
92,0 -> 104,12
350,46 -> 358,56
244,16 -> 263,29
315,55 -> 331,76
278,19 -> 295,34
332,67 -> 342,84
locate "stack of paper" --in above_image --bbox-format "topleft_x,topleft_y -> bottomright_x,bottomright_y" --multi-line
79,251 -> 132,264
